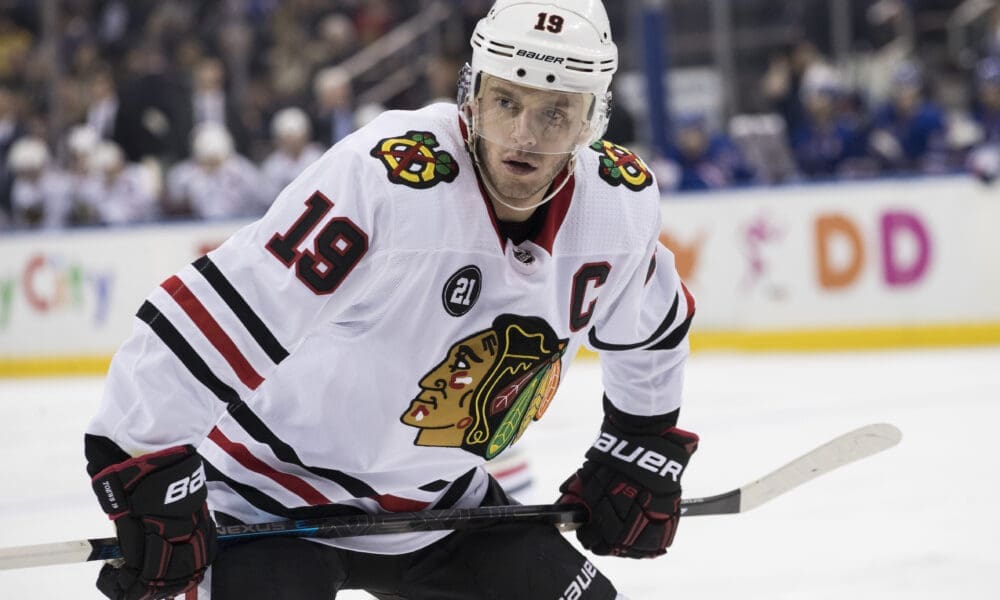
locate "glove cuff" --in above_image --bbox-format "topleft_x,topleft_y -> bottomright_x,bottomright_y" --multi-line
602,394 -> 679,434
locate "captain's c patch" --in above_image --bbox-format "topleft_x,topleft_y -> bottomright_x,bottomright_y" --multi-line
370,131 -> 459,188
590,140 -> 653,192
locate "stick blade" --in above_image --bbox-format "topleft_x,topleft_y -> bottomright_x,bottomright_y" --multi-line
738,423 -> 902,513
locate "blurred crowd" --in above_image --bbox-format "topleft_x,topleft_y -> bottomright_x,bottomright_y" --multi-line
0,0 -> 998,231
654,37 -> 1000,193
0,0 -> 443,230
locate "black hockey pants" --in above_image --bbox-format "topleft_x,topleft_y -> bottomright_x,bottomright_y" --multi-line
192,480 -> 618,599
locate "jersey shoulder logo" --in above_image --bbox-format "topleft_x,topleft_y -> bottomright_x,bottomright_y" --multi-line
370,130 -> 459,189
401,314 -> 568,459
590,140 -> 653,192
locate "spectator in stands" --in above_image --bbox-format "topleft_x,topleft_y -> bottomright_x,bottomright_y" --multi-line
424,53 -> 465,106
63,124 -> 103,225
112,44 -> 187,164
261,107 -> 323,200
972,55 -> 1000,145
85,68 -> 119,140
761,40 -> 823,141
313,12 -> 359,67
6,136 -> 72,229
868,61 -> 948,174
81,140 -> 160,225
789,64 -> 871,179
604,85 -> 637,147
165,122 -> 265,220
968,55 -> 1000,183
265,18 -> 319,111
987,5 -> 1000,57
661,112 -> 756,191
354,0 -> 398,47
0,16 -> 33,84
0,84 -> 27,222
177,57 -> 251,157
311,66 -> 356,147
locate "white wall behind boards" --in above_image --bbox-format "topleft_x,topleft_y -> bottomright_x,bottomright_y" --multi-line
1,176 -> 997,375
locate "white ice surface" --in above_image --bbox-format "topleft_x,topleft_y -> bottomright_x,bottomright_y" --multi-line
1,347 -> 998,599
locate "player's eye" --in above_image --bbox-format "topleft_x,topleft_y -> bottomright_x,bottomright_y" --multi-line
497,96 -> 519,112
543,108 -> 567,126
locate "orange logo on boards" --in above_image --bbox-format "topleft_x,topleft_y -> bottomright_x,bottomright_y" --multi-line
658,230 -> 705,283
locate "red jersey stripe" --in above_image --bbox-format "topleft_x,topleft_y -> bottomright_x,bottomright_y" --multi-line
161,275 -> 265,390
208,427 -> 331,506
489,461 -> 530,481
372,494 -> 430,512
681,281 -> 696,319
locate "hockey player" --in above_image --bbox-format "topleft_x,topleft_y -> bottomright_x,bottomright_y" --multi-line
82,140 -> 160,226
260,107 -> 325,202
85,1 -> 699,598
164,122 -> 266,220
7,136 -> 72,229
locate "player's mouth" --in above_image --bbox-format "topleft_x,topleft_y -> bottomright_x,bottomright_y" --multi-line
501,156 -> 538,175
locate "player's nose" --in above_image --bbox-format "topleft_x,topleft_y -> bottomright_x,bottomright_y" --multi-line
509,112 -> 537,148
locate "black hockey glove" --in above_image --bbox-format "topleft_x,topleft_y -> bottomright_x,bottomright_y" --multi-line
558,416 -> 698,559
90,445 -> 217,600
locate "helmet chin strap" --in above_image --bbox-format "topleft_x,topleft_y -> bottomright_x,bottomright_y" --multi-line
477,151 -> 578,213
465,118 -> 579,214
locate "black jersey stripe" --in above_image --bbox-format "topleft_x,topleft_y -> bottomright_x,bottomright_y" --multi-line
644,252 -> 657,284
138,300 -> 377,498
192,255 -> 289,365
204,460 -> 368,520
587,291 -> 681,352
647,312 -> 694,351
419,480 -> 450,492
137,301 -> 244,406
225,402 -> 378,498
431,468 -> 477,510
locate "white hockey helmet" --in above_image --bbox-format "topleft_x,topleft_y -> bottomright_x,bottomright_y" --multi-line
7,136 -> 50,172
271,107 -> 311,141
460,0 -> 618,147
66,124 -> 100,157
191,122 -> 234,163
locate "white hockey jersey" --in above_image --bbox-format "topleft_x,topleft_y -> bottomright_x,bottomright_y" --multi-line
87,102 -> 695,554
165,154 -> 266,220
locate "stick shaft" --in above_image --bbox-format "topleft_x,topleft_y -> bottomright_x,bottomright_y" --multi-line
0,423 -> 901,570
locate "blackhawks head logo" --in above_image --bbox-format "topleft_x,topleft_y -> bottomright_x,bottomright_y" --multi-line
401,315 -> 567,459
370,130 -> 459,189
590,140 -> 653,191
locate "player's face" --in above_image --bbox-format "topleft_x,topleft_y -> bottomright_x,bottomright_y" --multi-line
403,331 -> 498,431
474,75 -> 590,208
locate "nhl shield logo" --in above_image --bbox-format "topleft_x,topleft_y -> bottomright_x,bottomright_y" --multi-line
370,131 -> 459,189
590,140 -> 653,192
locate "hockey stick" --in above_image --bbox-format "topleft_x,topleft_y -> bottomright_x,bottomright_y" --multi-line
0,423 -> 900,570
